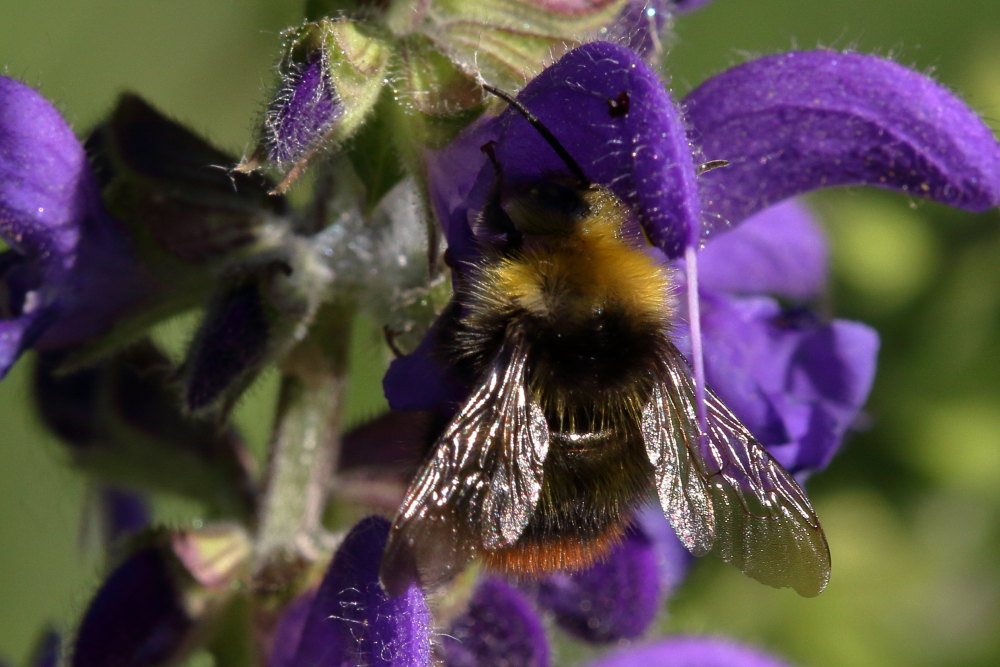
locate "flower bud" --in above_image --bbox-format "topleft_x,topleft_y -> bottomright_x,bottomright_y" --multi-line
242,18 -> 392,190
73,526 -> 249,667
180,244 -> 330,414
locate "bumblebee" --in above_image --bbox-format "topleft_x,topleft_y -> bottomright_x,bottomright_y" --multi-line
381,86 -> 830,598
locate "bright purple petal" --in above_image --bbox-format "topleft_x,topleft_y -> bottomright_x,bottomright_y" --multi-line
0,77 -> 89,259
444,578 -> 549,667
535,526 -> 661,643
588,636 -> 794,667
497,41 -> 701,257
689,293 -> 878,474
686,51 -> 1000,229
291,516 -> 431,667
0,77 -> 149,376
0,77 -> 89,376
428,41 -> 701,261
699,200 -> 828,300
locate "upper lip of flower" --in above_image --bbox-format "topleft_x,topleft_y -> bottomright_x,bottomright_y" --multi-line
1,76 -> 96,375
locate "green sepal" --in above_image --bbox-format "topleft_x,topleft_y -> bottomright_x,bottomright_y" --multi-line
91,93 -> 289,265
393,34 -> 487,149
305,0 -> 377,21
33,342 -> 258,519
322,19 -> 394,143
55,94 -> 296,374
180,239 -> 331,417
390,0 -> 630,91
344,88 -> 410,215
242,18 -> 394,192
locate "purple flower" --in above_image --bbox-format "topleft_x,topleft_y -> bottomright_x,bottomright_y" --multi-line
388,41 -> 1000,475
675,202 -> 880,474
588,636 -> 795,667
533,523 -> 665,643
72,548 -> 194,666
270,516 -> 432,667
377,41 -> 1000,641
444,578 -> 549,667
0,77 -> 148,377
439,512 -> 695,659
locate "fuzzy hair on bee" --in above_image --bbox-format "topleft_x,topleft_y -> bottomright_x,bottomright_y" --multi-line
380,85 -> 830,599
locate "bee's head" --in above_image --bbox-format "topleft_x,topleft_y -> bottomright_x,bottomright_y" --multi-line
501,178 -> 593,237
477,85 -> 601,248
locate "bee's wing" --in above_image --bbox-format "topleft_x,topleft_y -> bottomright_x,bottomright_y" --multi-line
642,343 -> 831,597
380,331 -> 550,595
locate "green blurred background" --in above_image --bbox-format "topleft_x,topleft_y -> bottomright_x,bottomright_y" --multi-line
2,1 -> 999,665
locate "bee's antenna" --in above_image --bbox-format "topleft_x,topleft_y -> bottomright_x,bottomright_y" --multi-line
482,84 -> 591,187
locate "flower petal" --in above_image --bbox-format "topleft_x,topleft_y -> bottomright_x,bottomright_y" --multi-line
699,200 -> 828,300
383,314 -> 468,412
588,636 -> 794,667
428,41 -> 702,262
291,516 -> 432,667
535,525 -> 660,643
444,578 -> 549,667
495,41 -> 701,257
690,293 -> 878,474
0,76 -> 89,259
0,308 -> 53,377
72,548 -> 193,667
685,51 -> 1000,228
268,589 -> 316,667
0,77 -> 153,375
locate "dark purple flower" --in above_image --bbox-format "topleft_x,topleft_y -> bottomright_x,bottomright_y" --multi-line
273,516 -> 432,667
444,578 -> 549,667
535,525 -> 662,643
588,636 -> 794,667
72,548 -> 193,667
0,76 -> 148,378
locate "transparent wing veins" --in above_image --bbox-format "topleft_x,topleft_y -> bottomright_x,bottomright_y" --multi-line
381,330 -> 549,593
644,343 -> 831,597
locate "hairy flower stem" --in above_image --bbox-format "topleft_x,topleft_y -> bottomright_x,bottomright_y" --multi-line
252,306 -> 352,592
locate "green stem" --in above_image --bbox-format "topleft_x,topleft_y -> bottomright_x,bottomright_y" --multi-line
252,306 -> 352,590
